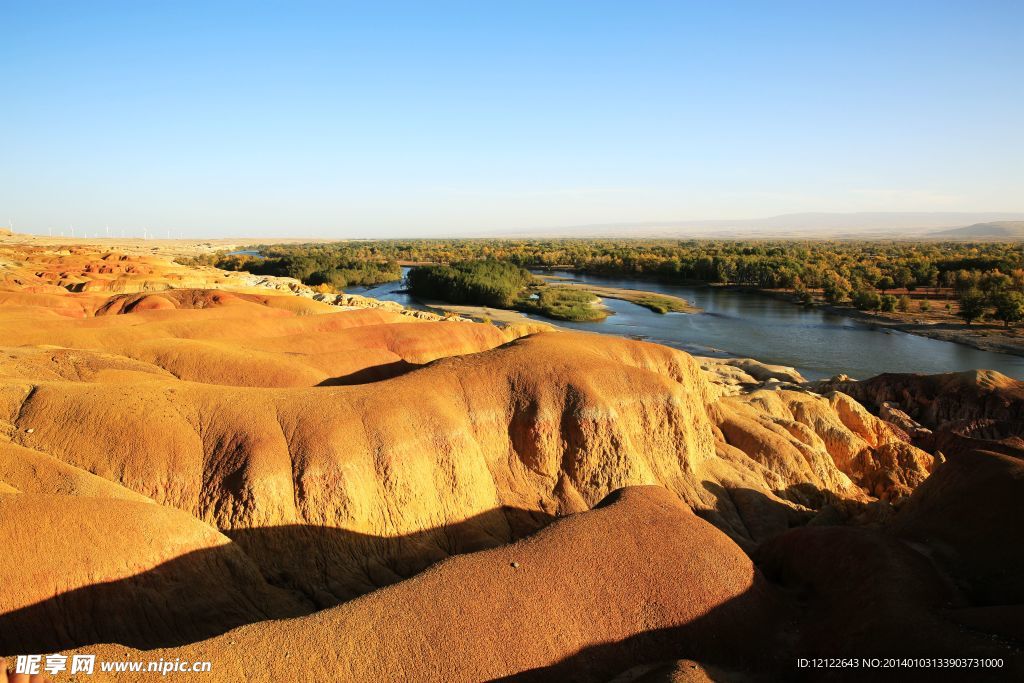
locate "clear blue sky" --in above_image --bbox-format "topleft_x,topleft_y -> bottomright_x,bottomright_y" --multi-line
2,1 -> 1021,237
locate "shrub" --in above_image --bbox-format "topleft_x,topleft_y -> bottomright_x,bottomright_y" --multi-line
517,287 -> 605,322
852,289 -> 881,311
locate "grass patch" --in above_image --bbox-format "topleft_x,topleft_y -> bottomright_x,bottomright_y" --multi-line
554,284 -> 697,314
515,286 -> 607,322
628,293 -> 690,314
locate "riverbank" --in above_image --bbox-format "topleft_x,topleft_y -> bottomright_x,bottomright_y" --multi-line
728,285 -> 1024,358
823,304 -> 1024,357
416,299 -> 542,325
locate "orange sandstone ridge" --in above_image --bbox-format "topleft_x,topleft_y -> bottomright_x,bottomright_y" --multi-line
0,239 -> 1020,680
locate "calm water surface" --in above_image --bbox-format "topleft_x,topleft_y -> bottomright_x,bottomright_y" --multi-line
353,269 -> 1024,381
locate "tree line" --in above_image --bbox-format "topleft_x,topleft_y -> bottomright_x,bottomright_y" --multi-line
183,239 -> 1024,327
405,260 -> 532,308
179,244 -> 402,290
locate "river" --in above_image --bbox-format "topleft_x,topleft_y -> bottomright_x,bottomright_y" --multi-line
356,269 -> 1024,381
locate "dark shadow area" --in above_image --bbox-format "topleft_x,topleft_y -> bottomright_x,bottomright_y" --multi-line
826,371 -> 1024,430
889,447 -> 1024,606
696,480 -> 845,551
0,505 -> 555,656
492,580 -> 795,683
503,518 -> 1024,683
6,434 -> 1024,681
3,474 -> 1023,681
932,419 -> 1024,460
753,523 -> 1024,682
316,359 -> 422,386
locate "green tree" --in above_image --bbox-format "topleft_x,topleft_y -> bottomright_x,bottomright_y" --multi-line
823,274 -> 851,304
407,260 -> 532,308
794,282 -> 814,305
980,271 -> 1013,297
992,290 -> 1024,328
852,289 -> 881,311
875,276 -> 895,294
894,267 -> 915,290
953,270 -> 980,295
925,267 -> 940,295
879,294 -> 898,312
957,289 -> 987,325
777,268 -> 798,291
897,295 -> 911,313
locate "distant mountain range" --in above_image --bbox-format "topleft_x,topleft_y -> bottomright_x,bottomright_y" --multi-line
490,212 -> 1024,239
931,221 -> 1024,240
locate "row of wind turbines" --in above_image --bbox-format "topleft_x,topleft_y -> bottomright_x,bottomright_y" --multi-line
6,219 -> 183,240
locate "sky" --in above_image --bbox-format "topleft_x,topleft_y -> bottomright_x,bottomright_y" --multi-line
1,0 -> 1022,238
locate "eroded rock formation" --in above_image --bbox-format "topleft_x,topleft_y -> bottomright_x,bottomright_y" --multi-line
0,241 -> 1021,680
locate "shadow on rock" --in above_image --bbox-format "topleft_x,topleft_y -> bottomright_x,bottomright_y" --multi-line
0,505 -> 554,655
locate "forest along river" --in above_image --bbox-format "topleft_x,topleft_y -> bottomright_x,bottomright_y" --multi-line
354,268 -> 1024,382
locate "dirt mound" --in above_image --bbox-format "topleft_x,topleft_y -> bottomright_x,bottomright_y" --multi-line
53,487 -> 788,682
752,445 -> 1024,679
94,289 -> 338,316
0,494 -> 306,655
0,290 -> 511,387
0,291 -> 101,318
891,447 -> 1024,605
0,246 -> 187,293
710,387 -> 934,506
756,523 -> 1021,678
96,289 -> 260,314
1,330 -> 721,605
824,370 -> 1024,428
0,250 -> 944,619
1,320 -> 932,607
0,440 -> 155,500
